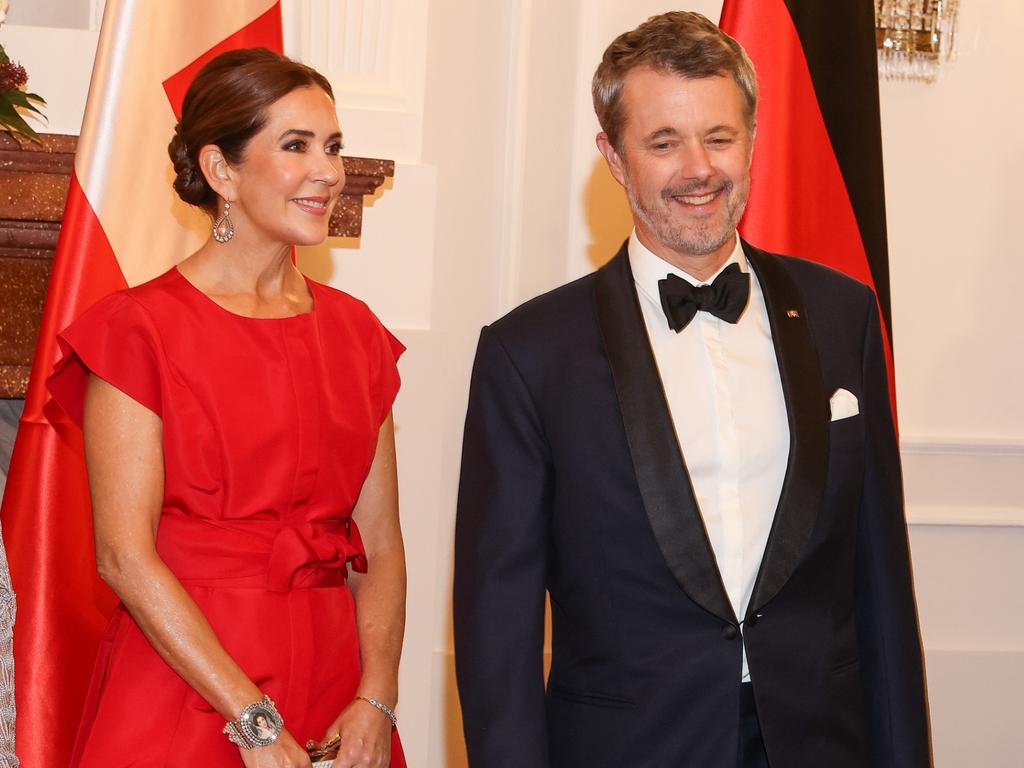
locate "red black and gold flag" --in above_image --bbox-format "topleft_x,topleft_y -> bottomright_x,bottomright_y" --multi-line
720,0 -> 897,415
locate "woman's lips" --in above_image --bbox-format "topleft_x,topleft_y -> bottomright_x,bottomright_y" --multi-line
293,197 -> 330,215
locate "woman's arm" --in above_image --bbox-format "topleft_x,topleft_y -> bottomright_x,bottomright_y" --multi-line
84,375 -> 311,768
323,413 -> 406,768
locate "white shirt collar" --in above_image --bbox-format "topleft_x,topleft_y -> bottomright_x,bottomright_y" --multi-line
628,230 -> 747,306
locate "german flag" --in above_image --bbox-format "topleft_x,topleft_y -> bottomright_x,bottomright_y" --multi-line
719,0 -> 897,416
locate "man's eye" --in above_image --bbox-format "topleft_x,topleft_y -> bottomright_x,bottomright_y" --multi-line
708,137 -> 732,147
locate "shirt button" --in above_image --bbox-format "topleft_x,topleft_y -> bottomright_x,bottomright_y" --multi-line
722,624 -> 739,641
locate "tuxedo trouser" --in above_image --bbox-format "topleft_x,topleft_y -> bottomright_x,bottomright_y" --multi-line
738,682 -> 770,768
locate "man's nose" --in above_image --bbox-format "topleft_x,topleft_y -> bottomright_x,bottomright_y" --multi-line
679,142 -> 713,181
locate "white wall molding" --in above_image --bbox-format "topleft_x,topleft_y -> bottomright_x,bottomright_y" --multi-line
282,0 -> 429,161
906,505 -> 1023,527
495,0 -> 533,315
901,435 -> 1024,456
287,0 -> 401,101
900,434 -> 1023,527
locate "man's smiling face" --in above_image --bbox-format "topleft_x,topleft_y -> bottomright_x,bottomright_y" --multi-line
599,66 -> 753,268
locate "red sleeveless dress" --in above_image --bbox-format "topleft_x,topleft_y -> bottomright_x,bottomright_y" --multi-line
48,267 -> 407,767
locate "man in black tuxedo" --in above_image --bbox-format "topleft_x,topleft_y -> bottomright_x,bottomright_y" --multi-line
453,12 -> 930,768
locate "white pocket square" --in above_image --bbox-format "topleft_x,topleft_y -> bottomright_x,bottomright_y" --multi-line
829,388 -> 859,421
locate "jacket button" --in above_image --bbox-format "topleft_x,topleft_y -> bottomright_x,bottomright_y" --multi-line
722,624 -> 739,640
746,613 -> 759,627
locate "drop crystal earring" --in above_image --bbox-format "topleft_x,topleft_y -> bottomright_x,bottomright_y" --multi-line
212,200 -> 235,243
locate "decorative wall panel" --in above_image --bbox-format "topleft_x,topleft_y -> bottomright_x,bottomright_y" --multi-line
282,0 -> 429,160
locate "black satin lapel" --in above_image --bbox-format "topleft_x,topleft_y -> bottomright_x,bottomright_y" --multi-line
744,243 -> 829,615
594,245 -> 735,624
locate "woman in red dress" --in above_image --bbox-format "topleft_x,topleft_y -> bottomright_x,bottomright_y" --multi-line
48,49 -> 407,768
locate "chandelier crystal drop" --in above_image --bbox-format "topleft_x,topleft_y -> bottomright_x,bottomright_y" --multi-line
875,0 -> 961,82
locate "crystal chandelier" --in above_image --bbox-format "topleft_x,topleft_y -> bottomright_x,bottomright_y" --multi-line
875,0 -> 961,82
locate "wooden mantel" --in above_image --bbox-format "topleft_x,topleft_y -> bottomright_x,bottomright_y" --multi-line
0,133 -> 394,399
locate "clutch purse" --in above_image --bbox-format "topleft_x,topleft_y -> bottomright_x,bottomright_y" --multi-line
307,733 -> 340,766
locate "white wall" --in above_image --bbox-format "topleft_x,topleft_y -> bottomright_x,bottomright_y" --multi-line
3,1 -> 1021,766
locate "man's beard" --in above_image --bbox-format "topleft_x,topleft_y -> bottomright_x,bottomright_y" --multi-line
626,175 -> 749,258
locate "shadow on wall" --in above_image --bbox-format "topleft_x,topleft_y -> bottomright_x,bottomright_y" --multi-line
297,176 -> 395,285
167,163 -> 215,249
583,156 -> 633,270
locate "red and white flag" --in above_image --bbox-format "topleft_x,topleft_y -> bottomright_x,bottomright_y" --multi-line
0,2 -> 282,764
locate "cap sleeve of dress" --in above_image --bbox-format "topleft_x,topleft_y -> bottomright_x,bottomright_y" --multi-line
47,292 -> 164,428
371,317 -> 405,426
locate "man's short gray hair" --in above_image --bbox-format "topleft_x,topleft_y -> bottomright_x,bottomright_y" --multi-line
593,11 -> 758,153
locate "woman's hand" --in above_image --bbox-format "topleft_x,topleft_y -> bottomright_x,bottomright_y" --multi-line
239,728 -> 312,768
323,698 -> 393,768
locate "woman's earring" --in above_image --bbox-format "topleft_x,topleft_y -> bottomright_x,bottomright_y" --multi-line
212,200 -> 235,243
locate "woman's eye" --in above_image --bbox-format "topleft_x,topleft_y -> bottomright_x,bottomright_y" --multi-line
326,142 -> 345,156
283,140 -> 307,151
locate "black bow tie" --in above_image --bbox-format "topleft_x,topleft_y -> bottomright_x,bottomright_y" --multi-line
657,263 -> 751,332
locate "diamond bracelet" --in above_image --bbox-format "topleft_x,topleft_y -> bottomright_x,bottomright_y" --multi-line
223,695 -> 284,750
356,696 -> 397,727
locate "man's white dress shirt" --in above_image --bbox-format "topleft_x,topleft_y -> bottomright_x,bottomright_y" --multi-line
629,231 -> 789,682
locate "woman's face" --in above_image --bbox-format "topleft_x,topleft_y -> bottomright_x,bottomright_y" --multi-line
226,85 -> 345,247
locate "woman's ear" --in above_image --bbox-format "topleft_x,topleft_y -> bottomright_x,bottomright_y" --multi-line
198,144 -> 237,203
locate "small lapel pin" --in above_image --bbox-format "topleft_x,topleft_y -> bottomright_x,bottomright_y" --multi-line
786,309 -> 800,318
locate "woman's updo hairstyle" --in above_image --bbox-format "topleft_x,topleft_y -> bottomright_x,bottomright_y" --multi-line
168,48 -> 335,216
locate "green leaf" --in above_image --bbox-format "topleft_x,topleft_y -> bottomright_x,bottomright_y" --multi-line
24,92 -> 47,106
0,99 -> 42,142
5,92 -> 46,117
0,47 -> 8,65
7,91 -> 35,109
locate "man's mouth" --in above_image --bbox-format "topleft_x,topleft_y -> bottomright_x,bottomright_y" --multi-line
664,184 -> 730,207
677,191 -> 718,205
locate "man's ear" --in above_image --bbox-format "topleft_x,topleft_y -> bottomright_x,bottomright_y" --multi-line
198,144 -> 237,203
596,132 -> 627,187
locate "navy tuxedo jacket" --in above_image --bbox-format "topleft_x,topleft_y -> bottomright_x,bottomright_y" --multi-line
453,242 -> 931,768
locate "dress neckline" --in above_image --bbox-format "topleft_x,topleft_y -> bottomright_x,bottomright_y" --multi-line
172,266 -> 316,321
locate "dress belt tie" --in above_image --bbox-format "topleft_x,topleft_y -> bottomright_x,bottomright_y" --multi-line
267,521 -> 367,592
156,515 -> 368,592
